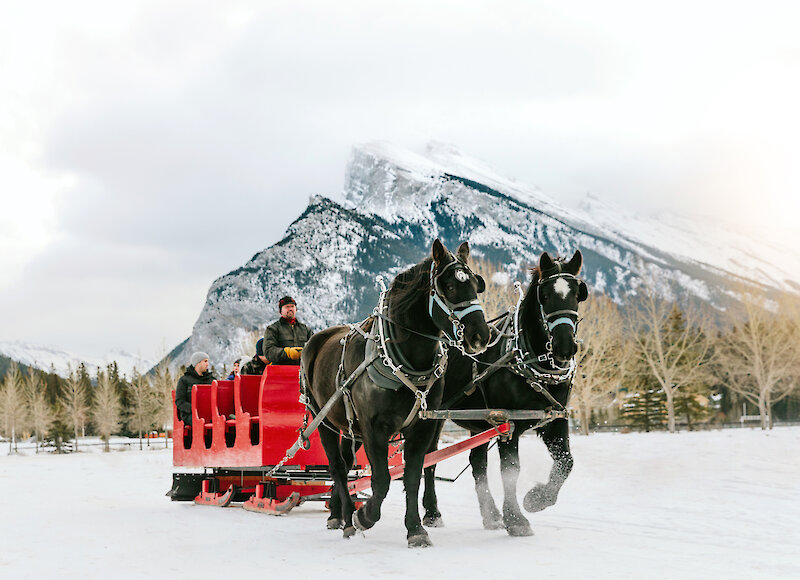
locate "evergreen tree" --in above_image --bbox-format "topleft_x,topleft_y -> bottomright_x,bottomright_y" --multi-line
622,373 -> 667,432
673,381 -> 712,430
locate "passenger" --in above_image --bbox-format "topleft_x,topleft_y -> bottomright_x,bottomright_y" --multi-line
241,338 -> 269,375
226,358 -> 241,380
263,295 -> 313,366
174,352 -> 216,427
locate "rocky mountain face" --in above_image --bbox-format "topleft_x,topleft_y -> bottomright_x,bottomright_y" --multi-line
166,141 -> 798,370
0,341 -> 154,379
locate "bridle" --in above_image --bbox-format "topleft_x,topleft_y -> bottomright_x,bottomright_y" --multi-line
534,267 -> 581,369
438,258 -> 585,420
428,255 -> 485,350
508,265 -> 582,379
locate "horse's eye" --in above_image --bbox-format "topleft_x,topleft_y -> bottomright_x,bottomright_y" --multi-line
446,284 -> 455,293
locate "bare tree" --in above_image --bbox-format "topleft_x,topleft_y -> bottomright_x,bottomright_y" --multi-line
92,369 -> 122,452
127,369 -> 156,450
151,359 -> 175,448
61,366 -> 89,451
630,288 -> 714,433
26,371 -> 53,453
717,290 -> 799,429
470,258 -> 515,319
0,362 -> 27,453
571,295 -> 627,435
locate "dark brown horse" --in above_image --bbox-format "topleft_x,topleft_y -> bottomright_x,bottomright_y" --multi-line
301,239 -> 490,547
422,250 -> 587,536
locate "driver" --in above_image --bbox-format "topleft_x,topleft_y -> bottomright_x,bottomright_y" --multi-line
262,295 -> 313,366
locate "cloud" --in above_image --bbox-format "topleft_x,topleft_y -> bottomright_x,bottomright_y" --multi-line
2,0 -> 798,359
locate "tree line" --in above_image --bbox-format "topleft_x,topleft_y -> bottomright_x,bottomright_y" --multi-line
470,260 -> 800,434
0,359 -> 177,453
2,267 -> 799,451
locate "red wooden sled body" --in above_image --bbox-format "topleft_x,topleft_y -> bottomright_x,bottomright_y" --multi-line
170,365 -> 510,515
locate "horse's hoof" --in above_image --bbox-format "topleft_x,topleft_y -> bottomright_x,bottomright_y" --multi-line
327,518 -> 343,530
422,514 -> 444,528
407,533 -> 433,548
506,522 -> 534,537
482,517 -> 504,530
523,485 -> 557,513
342,526 -> 356,539
353,507 -> 372,531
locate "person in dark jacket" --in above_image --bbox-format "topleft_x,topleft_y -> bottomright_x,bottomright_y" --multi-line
174,351 -> 215,426
263,295 -> 313,366
226,358 -> 241,380
241,338 -> 269,375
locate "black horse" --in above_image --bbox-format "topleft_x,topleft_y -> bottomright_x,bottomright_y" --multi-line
422,250 -> 588,536
301,239 -> 490,547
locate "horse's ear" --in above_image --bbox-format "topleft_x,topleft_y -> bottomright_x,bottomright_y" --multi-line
432,238 -> 447,265
566,249 -> 583,275
577,281 -> 588,302
539,252 -> 554,272
456,241 -> 470,263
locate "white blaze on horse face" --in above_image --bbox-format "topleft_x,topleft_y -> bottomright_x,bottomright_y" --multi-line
553,277 -> 570,299
455,269 -> 469,283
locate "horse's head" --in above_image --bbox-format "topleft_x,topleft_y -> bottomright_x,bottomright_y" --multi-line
532,250 -> 588,367
430,239 -> 490,354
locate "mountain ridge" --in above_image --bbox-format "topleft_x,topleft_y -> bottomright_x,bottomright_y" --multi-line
163,141 -> 796,370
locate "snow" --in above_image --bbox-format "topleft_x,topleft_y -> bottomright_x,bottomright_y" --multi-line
348,141 -> 800,292
2,427 -> 798,579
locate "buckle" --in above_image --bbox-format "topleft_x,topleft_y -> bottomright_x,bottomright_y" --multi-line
433,365 -> 445,379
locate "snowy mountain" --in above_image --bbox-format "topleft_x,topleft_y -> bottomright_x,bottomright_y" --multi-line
0,341 -> 154,379
166,141 -> 799,369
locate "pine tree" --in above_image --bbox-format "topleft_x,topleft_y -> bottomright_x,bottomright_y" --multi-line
622,366 -> 667,432
673,381 -> 712,430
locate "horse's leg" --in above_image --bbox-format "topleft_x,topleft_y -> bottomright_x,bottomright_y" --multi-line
327,435 -> 358,530
523,419 -> 573,513
352,426 -> 392,534
422,420 -> 445,528
470,438 -> 503,529
318,427 -> 356,538
401,420 -> 440,547
497,430 -> 533,536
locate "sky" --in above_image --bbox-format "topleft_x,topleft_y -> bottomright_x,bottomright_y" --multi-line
1,0 -> 798,362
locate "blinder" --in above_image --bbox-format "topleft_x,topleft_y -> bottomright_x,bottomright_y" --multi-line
428,255 -> 485,348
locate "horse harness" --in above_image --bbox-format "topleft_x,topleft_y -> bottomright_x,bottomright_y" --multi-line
302,255 -> 486,441
432,267 -> 582,428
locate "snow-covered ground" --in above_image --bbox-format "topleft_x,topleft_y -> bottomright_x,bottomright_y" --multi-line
1,428 -> 798,579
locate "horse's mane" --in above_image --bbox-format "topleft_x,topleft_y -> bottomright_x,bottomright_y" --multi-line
527,255 -> 567,283
388,257 -> 432,313
522,256 -> 567,316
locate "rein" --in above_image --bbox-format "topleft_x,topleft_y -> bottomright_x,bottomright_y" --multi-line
443,268 -> 583,416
